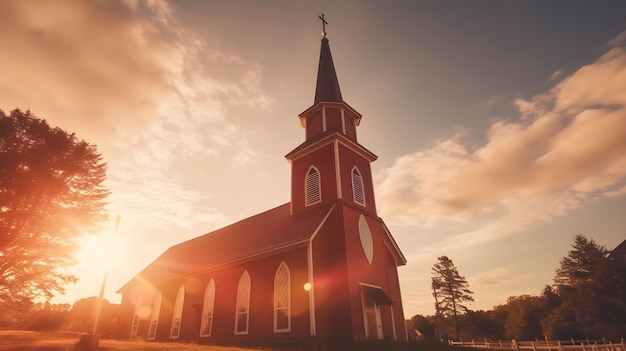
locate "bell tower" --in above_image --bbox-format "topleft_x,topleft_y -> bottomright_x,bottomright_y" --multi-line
286,19 -> 378,216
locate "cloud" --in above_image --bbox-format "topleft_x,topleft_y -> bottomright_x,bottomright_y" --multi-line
1,1 -> 282,305
0,0 -> 274,235
547,69 -> 563,82
377,40 -> 626,237
471,267 -> 510,286
607,31 -> 626,48
0,0 -> 180,140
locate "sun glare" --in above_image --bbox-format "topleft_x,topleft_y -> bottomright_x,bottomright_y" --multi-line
75,218 -> 127,273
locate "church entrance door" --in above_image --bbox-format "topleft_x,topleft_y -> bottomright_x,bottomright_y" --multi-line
360,284 -> 392,340
363,301 -> 383,340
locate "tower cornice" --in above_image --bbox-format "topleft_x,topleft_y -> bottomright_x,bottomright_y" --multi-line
285,131 -> 377,163
298,101 -> 362,129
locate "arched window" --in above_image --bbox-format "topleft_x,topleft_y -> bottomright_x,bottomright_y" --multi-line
274,262 -> 291,332
170,286 -> 185,339
200,279 -> 216,337
130,296 -> 143,338
305,166 -> 321,205
235,271 -> 251,335
351,167 -> 365,206
147,291 -> 162,340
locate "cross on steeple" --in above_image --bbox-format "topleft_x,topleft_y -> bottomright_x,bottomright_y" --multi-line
319,13 -> 328,36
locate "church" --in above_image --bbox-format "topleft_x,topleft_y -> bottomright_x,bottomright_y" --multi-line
116,22 -> 408,345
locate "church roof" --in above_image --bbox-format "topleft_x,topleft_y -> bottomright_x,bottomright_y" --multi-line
118,202 -> 336,291
610,239 -> 626,257
314,36 -> 343,104
613,239 -> 626,252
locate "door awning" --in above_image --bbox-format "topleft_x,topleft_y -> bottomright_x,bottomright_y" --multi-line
361,285 -> 393,305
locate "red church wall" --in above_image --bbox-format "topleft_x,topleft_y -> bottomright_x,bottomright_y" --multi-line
116,286 -> 162,340
158,284 -> 180,341
324,107 -> 343,134
386,248 -> 408,340
311,208 -> 353,340
303,105 -> 357,141
291,143 -> 337,214
343,113 -> 357,141
119,247 -> 311,343
305,109 -> 324,140
116,295 -> 133,339
337,144 -> 377,216
339,204 -> 407,341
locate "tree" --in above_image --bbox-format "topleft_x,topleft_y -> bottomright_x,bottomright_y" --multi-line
546,234 -> 626,339
0,109 -> 109,314
500,295 -> 545,340
458,309 -> 505,340
64,297 -> 120,337
431,255 -> 474,340
407,314 -> 436,340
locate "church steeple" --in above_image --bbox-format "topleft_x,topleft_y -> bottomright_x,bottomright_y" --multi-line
314,35 -> 343,104
296,15 -> 362,143
286,17 -> 378,216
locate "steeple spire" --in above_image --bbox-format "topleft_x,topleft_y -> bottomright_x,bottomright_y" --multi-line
314,15 -> 343,104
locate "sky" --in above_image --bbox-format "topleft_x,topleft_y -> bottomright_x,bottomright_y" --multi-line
1,0 -> 625,318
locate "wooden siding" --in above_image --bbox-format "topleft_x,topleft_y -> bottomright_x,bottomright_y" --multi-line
116,294 -> 136,339
305,109 -> 324,140
337,144 -> 377,215
121,247 -> 311,343
386,241 -> 408,340
340,204 -> 407,341
311,208 -> 353,340
291,143 -> 337,214
325,107 -> 343,134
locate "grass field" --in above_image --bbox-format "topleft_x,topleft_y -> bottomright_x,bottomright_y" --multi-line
0,330 -> 456,351
0,331 -> 253,351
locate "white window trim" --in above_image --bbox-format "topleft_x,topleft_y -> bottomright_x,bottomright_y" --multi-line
130,296 -> 143,338
147,292 -> 162,340
305,166 -> 321,206
170,286 -> 185,339
351,166 -> 366,206
274,262 -> 291,333
234,271 -> 251,335
200,279 -> 216,337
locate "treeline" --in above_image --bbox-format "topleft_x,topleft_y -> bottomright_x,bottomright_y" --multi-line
408,234 -> 626,341
0,297 -> 120,337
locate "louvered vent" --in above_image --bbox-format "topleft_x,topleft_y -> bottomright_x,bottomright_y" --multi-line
305,167 -> 321,205
352,168 -> 365,206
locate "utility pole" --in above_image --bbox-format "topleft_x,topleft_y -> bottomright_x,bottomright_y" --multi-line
77,215 -> 121,351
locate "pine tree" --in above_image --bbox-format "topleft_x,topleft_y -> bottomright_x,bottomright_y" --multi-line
548,234 -> 626,339
431,255 -> 474,340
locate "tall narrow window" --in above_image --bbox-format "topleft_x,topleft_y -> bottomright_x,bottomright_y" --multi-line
274,262 -> 291,332
147,291 -> 162,340
352,167 -> 365,206
234,271 -> 251,335
305,166 -> 321,205
200,279 -> 216,337
170,286 -> 185,339
130,296 -> 143,338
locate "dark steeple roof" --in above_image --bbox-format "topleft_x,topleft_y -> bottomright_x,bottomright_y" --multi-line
314,36 -> 343,104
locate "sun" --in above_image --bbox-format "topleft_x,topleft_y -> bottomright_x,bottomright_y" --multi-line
74,217 -> 127,273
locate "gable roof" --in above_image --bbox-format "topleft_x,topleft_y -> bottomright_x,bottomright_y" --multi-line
611,239 -> 626,254
609,239 -> 626,262
118,202 -> 336,292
